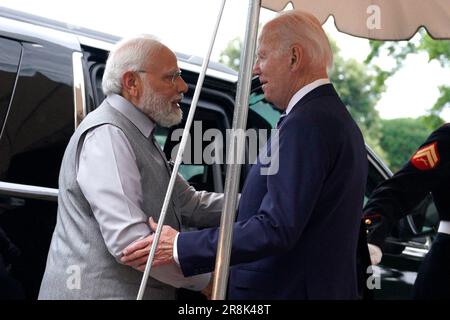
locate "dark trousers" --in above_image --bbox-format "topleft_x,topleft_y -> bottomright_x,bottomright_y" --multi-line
414,233 -> 450,299
356,222 -> 374,300
0,256 -> 25,300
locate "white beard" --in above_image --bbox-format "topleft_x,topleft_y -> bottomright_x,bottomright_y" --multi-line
139,83 -> 183,128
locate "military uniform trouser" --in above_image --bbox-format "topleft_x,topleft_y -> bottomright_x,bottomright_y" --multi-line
414,233 -> 450,299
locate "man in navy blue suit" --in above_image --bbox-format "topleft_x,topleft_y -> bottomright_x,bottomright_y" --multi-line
122,10 -> 368,299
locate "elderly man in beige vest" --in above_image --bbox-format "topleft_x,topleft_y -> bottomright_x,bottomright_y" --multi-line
38,35 -> 224,300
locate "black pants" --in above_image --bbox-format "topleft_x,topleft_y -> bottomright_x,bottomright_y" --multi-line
413,233 -> 450,299
0,256 -> 25,300
356,222 -> 374,300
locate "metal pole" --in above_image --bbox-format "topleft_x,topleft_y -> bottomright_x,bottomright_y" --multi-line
137,0 -> 227,300
211,0 -> 261,300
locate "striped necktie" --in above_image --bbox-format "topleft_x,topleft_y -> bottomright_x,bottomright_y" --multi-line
276,113 -> 287,129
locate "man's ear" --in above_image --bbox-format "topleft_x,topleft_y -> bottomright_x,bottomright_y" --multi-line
290,44 -> 303,71
122,71 -> 140,98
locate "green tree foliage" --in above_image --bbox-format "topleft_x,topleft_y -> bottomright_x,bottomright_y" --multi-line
364,32 -> 449,169
367,31 -> 450,119
328,39 -> 386,159
420,113 -> 446,131
379,118 -> 430,172
420,34 -> 450,67
219,37 -> 242,71
431,86 -> 450,116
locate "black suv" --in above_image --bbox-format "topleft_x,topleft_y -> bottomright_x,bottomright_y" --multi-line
0,7 -> 438,299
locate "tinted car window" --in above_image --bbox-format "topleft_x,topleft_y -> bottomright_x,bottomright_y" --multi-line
249,92 -> 281,129
0,42 -> 74,187
162,103 -> 228,192
0,37 -> 21,131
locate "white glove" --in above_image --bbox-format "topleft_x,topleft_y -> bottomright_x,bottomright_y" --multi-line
368,244 -> 382,265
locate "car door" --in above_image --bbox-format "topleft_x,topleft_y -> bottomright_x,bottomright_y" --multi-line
0,36 -> 75,299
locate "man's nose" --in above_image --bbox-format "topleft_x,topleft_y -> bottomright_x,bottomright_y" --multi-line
252,61 -> 260,76
177,76 -> 188,94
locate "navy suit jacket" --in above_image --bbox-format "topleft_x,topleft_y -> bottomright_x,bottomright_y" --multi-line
178,84 -> 367,299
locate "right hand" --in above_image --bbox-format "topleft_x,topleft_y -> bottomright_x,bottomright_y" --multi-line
121,217 -> 178,269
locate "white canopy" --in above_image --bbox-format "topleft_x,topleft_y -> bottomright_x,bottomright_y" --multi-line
262,0 -> 450,40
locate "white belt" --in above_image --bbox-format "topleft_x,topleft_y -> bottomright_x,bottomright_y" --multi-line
438,221 -> 450,235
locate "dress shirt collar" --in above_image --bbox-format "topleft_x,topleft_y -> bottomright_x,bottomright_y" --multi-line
106,94 -> 155,138
285,78 -> 331,115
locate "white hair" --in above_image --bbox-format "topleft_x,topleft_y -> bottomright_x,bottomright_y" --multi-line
102,34 -> 164,96
267,10 -> 333,71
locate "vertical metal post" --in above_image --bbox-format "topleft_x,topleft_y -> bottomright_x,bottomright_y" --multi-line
211,0 -> 261,300
136,0 -> 227,300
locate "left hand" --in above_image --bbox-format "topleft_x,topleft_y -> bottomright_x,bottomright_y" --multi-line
121,217 -> 178,270
368,243 -> 383,265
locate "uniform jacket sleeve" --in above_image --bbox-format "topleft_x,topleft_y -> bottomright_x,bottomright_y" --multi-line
364,125 -> 450,248
175,173 -> 225,229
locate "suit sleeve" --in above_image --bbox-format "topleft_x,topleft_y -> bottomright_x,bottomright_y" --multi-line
77,125 -> 150,260
178,120 -> 330,276
364,126 -> 450,248
174,174 -> 224,228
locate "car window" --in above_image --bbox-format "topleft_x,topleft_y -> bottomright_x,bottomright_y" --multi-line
0,41 -> 74,188
90,64 -> 105,107
421,201 -> 439,234
0,39 -> 75,299
365,152 -> 438,253
249,92 -> 281,129
153,126 -> 205,181
81,45 -> 109,111
0,37 -> 21,132
158,103 -> 228,193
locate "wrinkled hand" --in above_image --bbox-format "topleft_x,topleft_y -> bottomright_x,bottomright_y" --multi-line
121,217 -> 178,271
121,233 -> 153,271
368,243 -> 383,265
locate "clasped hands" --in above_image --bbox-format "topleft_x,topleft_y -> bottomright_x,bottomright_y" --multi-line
121,217 -> 214,299
121,217 -> 178,271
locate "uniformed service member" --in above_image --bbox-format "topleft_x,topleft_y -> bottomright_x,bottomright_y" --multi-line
364,123 -> 450,299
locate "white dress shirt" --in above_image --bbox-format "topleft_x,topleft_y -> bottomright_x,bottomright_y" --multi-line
76,94 -> 210,290
285,78 -> 331,115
